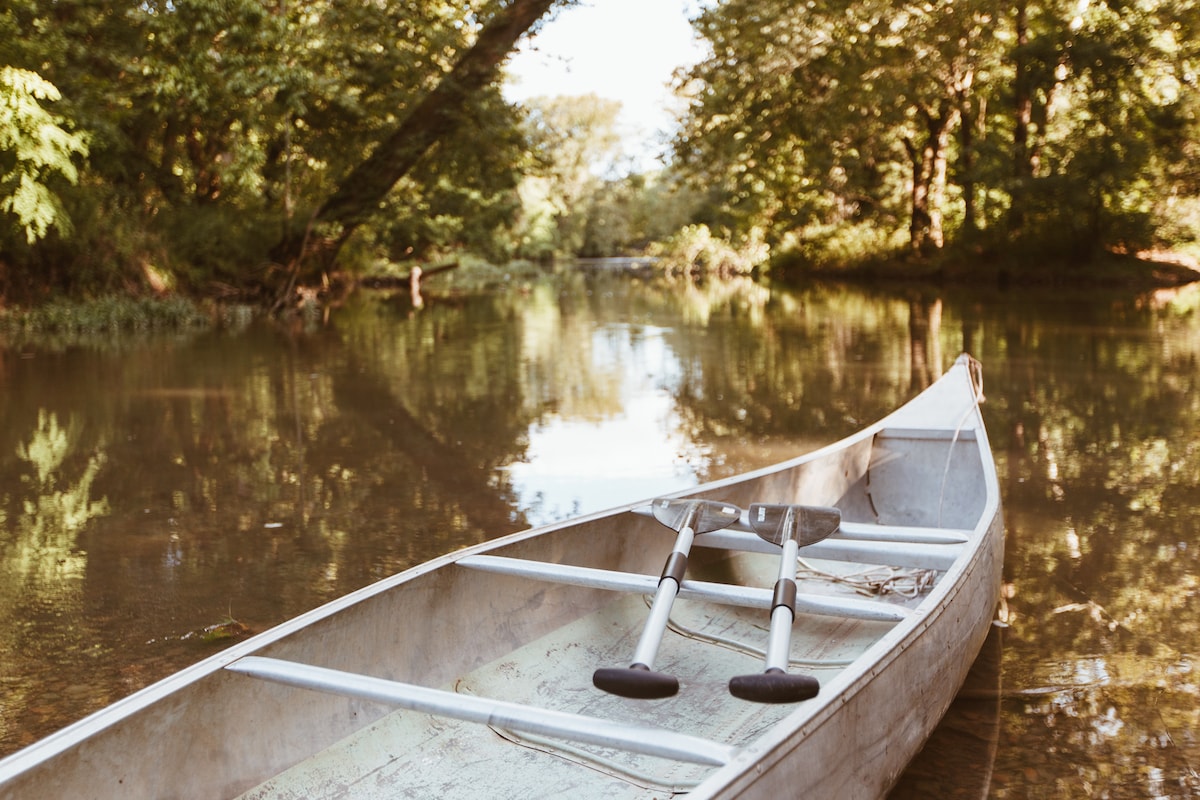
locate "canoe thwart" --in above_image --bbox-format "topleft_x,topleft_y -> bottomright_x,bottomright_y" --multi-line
694,530 -> 964,571
834,521 -> 970,545
226,656 -> 737,767
457,555 -> 909,622
631,505 -> 971,545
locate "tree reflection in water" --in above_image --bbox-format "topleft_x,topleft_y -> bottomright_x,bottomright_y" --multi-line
0,275 -> 1196,797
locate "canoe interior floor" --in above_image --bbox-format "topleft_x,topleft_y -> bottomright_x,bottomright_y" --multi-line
236,556 -> 906,800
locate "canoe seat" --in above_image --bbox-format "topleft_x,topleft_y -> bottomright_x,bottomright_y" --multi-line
456,555 -> 909,622
631,505 -> 970,545
226,656 -> 737,766
695,529 -> 965,571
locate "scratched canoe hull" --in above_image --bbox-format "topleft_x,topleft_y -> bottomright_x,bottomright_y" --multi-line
0,355 -> 1003,800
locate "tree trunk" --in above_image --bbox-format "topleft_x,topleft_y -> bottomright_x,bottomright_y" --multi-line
958,93 -> 984,240
1010,0 -> 1032,232
906,104 -> 958,254
271,0 -> 560,275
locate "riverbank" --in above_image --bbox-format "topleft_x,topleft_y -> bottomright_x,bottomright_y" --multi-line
780,248 -> 1200,290
3,248 -> 1197,337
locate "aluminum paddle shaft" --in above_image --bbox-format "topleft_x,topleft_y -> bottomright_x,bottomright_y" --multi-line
729,503 -> 840,703
593,498 -> 741,699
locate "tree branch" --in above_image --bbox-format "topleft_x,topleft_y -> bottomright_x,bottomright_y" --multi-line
273,0 -> 561,273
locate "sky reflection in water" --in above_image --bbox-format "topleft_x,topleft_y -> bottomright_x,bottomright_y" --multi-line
506,325 -> 705,524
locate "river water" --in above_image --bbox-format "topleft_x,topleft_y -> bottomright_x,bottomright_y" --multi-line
1,270 -> 1197,797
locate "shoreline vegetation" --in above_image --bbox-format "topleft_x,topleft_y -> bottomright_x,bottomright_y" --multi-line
2,246 -> 1196,338
6,2 -> 1200,316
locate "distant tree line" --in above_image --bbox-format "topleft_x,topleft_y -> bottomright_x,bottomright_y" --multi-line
2,0 -> 1198,307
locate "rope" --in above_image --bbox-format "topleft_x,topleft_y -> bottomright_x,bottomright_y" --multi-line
936,354 -> 987,527
454,681 -> 701,794
795,559 -> 937,600
485,725 -> 703,794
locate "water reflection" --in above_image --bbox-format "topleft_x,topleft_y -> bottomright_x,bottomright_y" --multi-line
505,326 -> 706,524
0,274 -> 1197,798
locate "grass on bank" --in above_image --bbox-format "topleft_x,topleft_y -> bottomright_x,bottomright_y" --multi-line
0,295 -> 213,335
769,243 -> 1200,290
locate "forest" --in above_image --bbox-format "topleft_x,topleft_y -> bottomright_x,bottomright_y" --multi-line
2,0 -> 1199,310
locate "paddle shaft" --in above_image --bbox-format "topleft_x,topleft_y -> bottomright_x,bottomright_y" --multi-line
630,518 -> 696,670
763,535 -> 799,672
595,498 -> 741,699
729,504 -> 821,703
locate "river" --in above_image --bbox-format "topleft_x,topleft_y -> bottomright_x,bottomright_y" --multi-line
1,270 -> 1197,797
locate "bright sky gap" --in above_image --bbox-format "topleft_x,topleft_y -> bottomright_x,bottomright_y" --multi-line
503,0 -> 707,170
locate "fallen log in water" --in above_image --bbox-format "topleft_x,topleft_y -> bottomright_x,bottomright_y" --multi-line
357,262 -> 459,289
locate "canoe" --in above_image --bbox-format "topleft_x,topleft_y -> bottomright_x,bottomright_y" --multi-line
0,354 -> 1004,799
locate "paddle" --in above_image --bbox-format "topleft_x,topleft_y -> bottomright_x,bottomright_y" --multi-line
728,503 -> 841,703
593,497 -> 742,699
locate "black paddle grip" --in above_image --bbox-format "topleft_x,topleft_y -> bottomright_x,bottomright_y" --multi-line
593,665 -> 680,699
729,669 -> 820,704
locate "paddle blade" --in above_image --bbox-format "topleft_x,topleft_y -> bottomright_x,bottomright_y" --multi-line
748,504 -> 841,547
593,665 -> 679,699
651,498 -> 742,535
729,670 -> 820,704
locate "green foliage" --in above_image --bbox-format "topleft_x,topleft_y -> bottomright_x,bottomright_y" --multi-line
374,87 -> 529,264
3,0 -> 545,296
0,67 -> 88,244
510,94 -> 624,258
580,171 -> 702,257
649,223 -> 768,276
7,0 -> 1199,294
674,0 -> 1200,270
772,220 -> 909,275
507,95 -> 705,260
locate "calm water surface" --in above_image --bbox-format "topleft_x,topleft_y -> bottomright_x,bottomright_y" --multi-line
1,271 -> 1198,797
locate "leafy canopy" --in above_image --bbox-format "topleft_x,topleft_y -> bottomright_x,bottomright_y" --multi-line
0,67 -> 88,244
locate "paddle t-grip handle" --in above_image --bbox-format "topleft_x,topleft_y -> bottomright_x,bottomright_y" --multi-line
592,664 -> 680,699
729,669 -> 820,703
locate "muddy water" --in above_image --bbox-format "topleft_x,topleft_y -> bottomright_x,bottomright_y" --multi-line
1,271 -> 1197,797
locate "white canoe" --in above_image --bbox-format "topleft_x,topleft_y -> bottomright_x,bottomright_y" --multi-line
0,354 -> 1004,799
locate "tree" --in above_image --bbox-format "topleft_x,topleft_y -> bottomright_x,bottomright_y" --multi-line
272,0 -> 564,278
675,0 -> 1000,256
675,0 -> 1200,268
1001,0 -> 1200,257
3,0 -> 567,300
0,67 -> 88,244
511,93 -> 623,258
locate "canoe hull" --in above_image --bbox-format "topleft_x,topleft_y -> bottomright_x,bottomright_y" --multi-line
0,355 -> 1003,800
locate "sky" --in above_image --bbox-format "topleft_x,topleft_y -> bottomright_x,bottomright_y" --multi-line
503,0 -> 707,167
